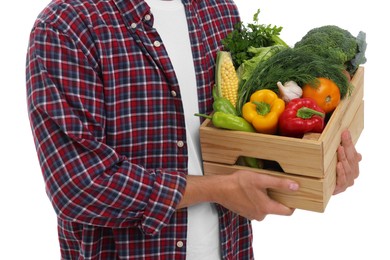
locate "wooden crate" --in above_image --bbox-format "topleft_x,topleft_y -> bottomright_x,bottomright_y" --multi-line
199,67 -> 364,212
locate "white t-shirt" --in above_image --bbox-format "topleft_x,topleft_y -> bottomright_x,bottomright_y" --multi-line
144,0 -> 221,259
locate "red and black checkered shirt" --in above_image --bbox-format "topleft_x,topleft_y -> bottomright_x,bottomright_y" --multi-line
26,0 -> 253,259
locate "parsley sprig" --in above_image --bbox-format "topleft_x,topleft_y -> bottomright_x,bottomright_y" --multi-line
222,9 -> 286,69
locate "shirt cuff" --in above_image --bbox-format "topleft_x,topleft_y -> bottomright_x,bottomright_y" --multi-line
140,169 -> 187,235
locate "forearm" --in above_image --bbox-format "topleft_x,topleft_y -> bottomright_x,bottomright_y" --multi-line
176,175 -> 228,209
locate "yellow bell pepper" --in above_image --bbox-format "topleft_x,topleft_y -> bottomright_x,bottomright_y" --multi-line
242,89 -> 285,134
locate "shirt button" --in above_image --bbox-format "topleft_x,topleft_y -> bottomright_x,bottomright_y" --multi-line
153,40 -> 161,47
144,14 -> 151,21
176,241 -> 184,248
177,141 -> 184,148
130,23 -> 137,29
171,90 -> 177,97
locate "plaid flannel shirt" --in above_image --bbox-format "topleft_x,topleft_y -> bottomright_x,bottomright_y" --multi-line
26,0 -> 253,259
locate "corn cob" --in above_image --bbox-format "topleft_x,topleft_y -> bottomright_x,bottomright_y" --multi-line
215,51 -> 239,108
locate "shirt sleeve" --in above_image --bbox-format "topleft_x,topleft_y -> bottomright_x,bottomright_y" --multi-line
26,23 -> 186,235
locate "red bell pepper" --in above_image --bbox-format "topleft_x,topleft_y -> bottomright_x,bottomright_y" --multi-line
278,98 -> 325,138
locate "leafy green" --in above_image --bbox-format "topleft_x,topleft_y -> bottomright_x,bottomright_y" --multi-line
222,9 -> 287,68
236,45 -> 287,111
237,45 -> 287,82
236,47 -> 351,114
235,24 -> 367,114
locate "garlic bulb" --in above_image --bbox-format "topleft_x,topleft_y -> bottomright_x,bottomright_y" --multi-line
277,81 -> 302,103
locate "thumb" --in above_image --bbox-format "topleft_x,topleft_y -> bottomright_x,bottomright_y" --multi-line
255,173 -> 299,216
257,173 -> 299,192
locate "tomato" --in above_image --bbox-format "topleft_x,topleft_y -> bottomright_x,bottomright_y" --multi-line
302,78 -> 340,114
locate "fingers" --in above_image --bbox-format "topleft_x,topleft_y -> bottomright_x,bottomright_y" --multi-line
253,172 -> 299,192
252,173 -> 298,217
262,197 -> 296,217
334,146 -> 349,195
248,201 -> 295,221
230,171 -> 298,220
341,130 -> 362,165
334,130 -> 362,195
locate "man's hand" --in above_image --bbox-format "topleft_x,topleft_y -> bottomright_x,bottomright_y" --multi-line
215,170 -> 299,221
178,171 -> 299,221
333,129 -> 362,195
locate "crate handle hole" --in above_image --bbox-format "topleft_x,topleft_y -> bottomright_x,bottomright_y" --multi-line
236,157 -> 285,173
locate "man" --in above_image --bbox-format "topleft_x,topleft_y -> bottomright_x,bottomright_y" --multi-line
26,0 -> 361,259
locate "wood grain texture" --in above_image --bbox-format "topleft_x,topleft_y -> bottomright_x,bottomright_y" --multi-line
199,67 -> 365,212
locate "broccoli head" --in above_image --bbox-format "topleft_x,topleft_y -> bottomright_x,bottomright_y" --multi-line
294,25 -> 367,75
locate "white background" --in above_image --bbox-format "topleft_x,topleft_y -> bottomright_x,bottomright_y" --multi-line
0,0 -> 388,259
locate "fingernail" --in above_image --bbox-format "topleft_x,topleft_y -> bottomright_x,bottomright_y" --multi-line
289,183 -> 299,191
